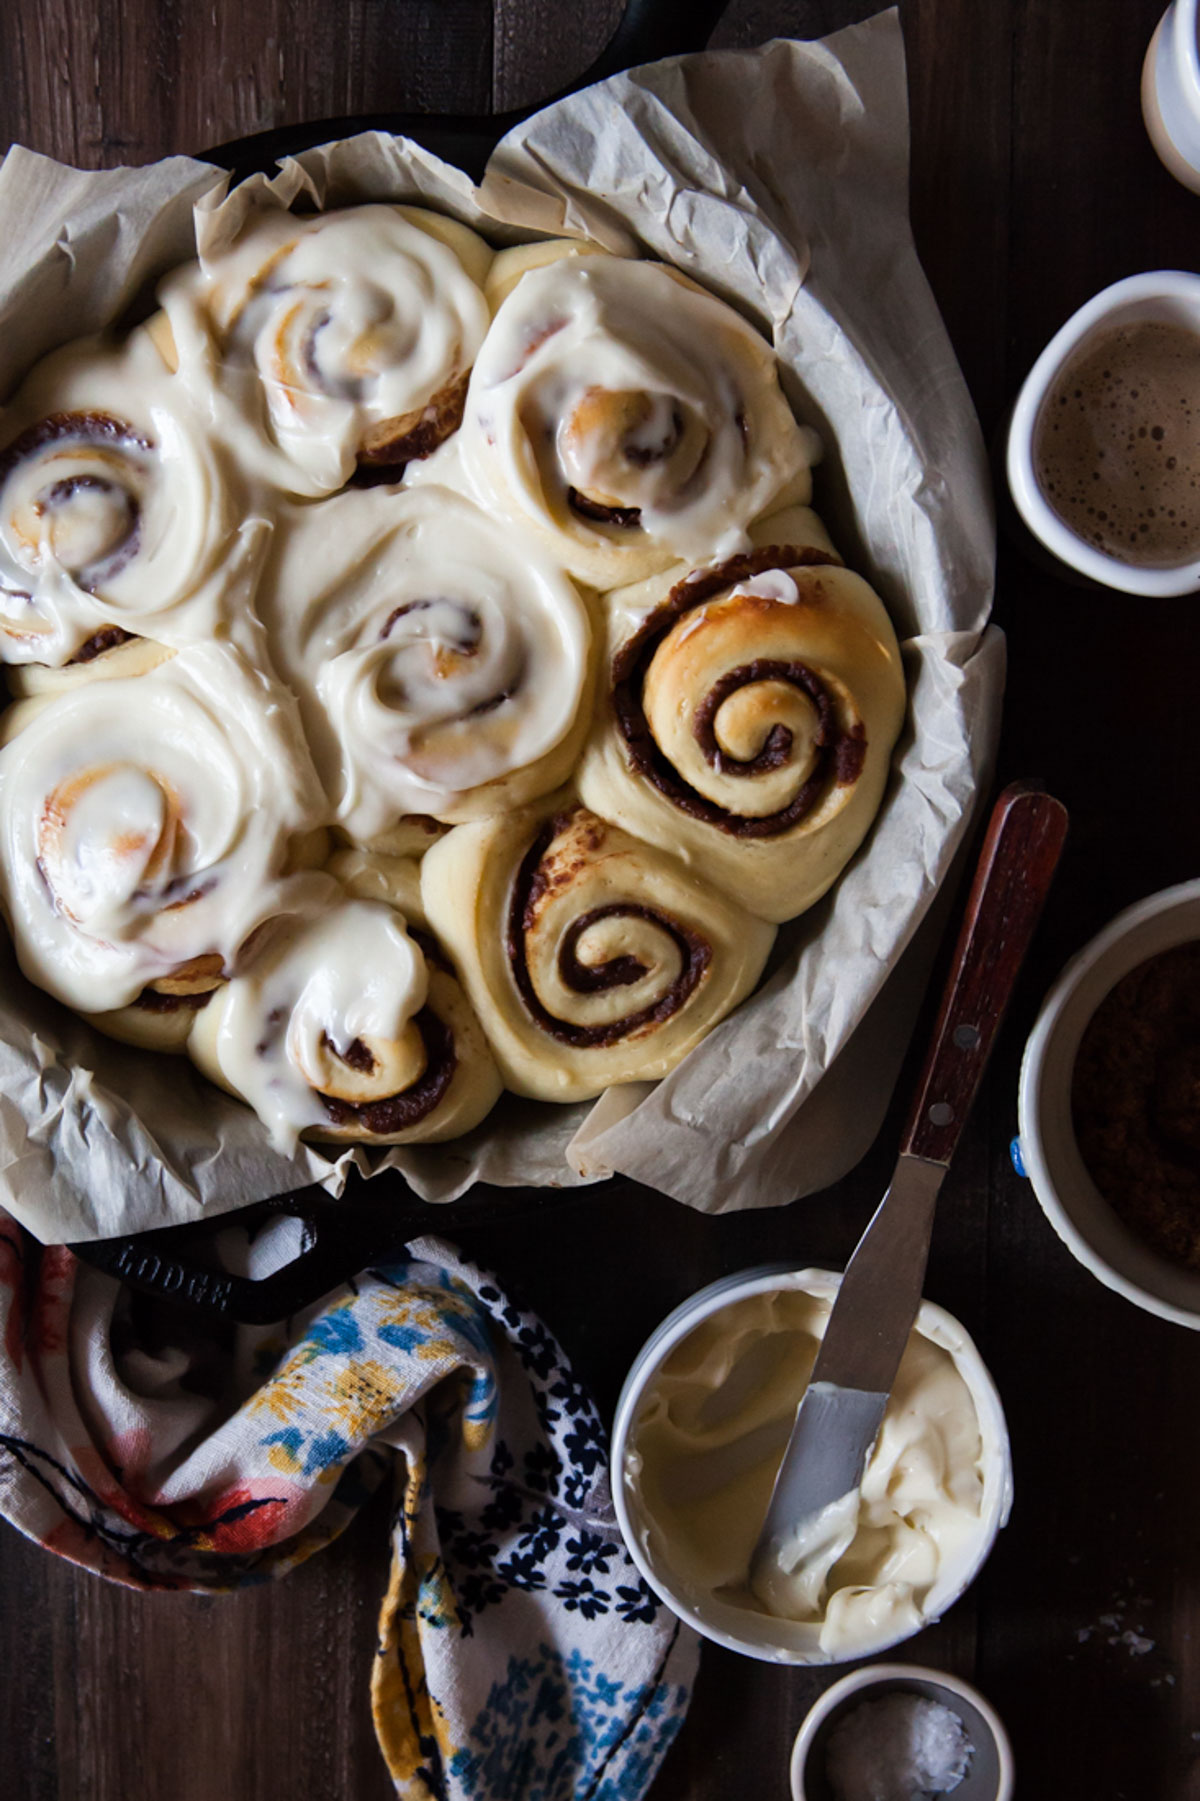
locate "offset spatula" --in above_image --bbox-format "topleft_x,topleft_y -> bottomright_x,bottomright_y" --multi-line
749,782 -> 1069,1615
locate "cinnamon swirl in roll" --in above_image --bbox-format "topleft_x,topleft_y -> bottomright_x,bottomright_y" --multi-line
576,505 -> 907,924
187,896 -> 502,1151
448,253 -> 816,588
0,643 -> 328,1016
160,205 -> 493,496
0,328 -> 264,669
262,485 -> 594,836
421,795 -> 775,1102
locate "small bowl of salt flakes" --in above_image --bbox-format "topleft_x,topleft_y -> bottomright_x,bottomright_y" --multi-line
790,1663 -> 1014,1801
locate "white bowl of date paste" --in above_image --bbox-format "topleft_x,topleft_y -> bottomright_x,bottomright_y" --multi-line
611,1267 -> 1012,1664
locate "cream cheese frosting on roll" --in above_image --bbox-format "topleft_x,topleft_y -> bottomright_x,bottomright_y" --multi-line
0,329 -> 265,668
160,204 -> 493,497
0,642 -> 328,1012
262,485 -> 594,835
447,253 -> 817,588
624,1279 -> 1006,1661
188,894 -> 503,1151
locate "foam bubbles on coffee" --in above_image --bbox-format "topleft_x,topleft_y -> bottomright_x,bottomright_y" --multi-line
1033,319 -> 1200,567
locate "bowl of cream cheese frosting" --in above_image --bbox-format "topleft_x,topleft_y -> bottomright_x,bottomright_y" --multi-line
611,1267 -> 1012,1664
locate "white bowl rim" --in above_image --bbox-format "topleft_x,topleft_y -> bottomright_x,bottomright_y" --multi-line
610,1265 -> 1012,1665
787,1660 -> 1015,1801
1018,877 -> 1200,1328
1005,269 -> 1200,596
1171,0 -> 1200,101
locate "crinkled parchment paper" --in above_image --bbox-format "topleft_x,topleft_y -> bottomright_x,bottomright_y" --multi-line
0,9 -> 1003,1242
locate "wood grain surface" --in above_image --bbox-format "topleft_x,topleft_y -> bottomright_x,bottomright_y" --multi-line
4,2 -> 1200,1798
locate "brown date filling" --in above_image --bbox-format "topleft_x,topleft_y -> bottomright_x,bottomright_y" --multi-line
567,487 -> 642,529
133,985 -> 215,1016
68,625 -> 135,664
356,370 -> 471,474
318,1006 -> 457,1134
506,811 -> 711,1048
1072,943 -> 1200,1271
611,545 -> 866,840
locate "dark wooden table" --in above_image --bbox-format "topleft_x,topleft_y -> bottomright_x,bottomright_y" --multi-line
3,2 -> 1200,1796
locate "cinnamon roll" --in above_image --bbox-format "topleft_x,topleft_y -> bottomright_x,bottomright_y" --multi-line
335,814 -> 448,860
262,485 -> 594,835
449,253 -> 816,588
0,643 -> 328,1014
160,204 -> 493,496
187,896 -> 502,1151
420,795 -> 776,1102
325,845 -> 424,920
575,506 -> 907,924
483,236 -> 612,311
0,329 -> 262,668
3,631 -> 172,701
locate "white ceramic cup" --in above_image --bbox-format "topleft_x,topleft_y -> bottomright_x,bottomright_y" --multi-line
1018,878 -> 1200,1329
1005,269 -> 1200,597
1143,0 -> 1200,193
789,1663 -> 1015,1801
610,1265 -> 1012,1665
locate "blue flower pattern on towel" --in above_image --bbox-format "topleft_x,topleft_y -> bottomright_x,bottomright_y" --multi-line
0,1224 -> 697,1800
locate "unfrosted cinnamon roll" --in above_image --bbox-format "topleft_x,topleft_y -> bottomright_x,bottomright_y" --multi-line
262,485 -> 594,836
335,813 -> 448,860
160,204 -> 493,496
420,795 -> 776,1102
483,236 -> 611,311
0,329 -> 263,668
449,252 -> 815,588
188,896 -> 502,1151
325,845 -> 424,919
0,643 -> 328,1014
576,506 -> 907,924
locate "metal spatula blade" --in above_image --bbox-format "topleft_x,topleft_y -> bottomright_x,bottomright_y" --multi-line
749,783 -> 1069,1615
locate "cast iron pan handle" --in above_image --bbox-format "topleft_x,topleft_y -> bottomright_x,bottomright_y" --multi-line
204,0 -> 731,178
70,1181 -> 563,1325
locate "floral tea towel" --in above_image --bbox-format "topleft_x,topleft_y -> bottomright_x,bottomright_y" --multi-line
0,1215 -> 697,1798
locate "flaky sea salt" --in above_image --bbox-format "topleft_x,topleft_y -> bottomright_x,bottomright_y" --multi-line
825,1692 -> 975,1801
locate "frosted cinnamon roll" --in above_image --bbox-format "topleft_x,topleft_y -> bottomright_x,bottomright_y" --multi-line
0,643 -> 328,1015
0,329 -> 263,667
263,485 -> 593,835
160,204 -> 493,496
420,796 -> 776,1102
576,506 -> 907,924
3,631 -> 172,701
450,253 -> 815,588
188,897 -> 502,1151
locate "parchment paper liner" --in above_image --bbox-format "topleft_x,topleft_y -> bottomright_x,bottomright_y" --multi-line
0,10 -> 1003,1242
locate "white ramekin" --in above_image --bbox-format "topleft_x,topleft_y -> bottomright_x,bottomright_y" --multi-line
610,1266 -> 1012,1665
1143,1 -> 1200,194
789,1662 -> 1015,1801
1005,270 -> 1200,596
1018,878 -> 1200,1328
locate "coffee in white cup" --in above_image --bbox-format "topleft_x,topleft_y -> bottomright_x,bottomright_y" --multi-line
1006,271 -> 1200,597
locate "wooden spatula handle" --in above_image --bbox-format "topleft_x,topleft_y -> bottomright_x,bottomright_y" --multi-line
899,781 -> 1069,1166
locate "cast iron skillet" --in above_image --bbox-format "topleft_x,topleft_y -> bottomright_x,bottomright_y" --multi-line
67,0 -> 731,1324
